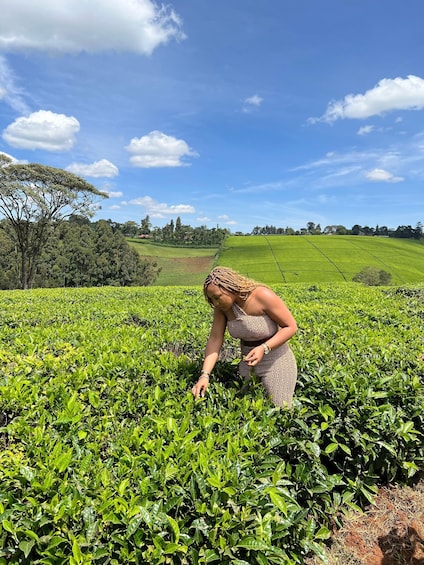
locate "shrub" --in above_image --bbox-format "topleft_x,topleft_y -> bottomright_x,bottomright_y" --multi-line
353,266 -> 392,286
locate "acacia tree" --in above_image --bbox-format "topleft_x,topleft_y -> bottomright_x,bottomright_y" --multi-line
0,153 -> 107,289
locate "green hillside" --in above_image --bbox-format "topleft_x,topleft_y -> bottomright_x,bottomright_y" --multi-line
129,235 -> 424,286
219,235 -> 424,284
127,239 -> 219,285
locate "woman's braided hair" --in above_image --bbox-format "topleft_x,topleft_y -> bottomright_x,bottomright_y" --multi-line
203,266 -> 261,305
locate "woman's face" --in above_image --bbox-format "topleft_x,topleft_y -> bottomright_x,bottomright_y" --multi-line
206,283 -> 235,312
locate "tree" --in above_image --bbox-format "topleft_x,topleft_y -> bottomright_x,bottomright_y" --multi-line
121,221 -> 139,238
92,220 -> 159,286
306,221 -> 315,234
0,221 -> 19,289
0,154 -> 107,289
140,215 -> 151,235
352,266 -> 392,286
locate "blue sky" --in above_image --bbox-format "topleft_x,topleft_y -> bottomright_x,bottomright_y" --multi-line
1,0 -> 424,233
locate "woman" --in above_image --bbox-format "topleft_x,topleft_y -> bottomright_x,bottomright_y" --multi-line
191,266 -> 298,407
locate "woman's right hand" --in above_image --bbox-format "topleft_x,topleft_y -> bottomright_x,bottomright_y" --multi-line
191,375 -> 210,398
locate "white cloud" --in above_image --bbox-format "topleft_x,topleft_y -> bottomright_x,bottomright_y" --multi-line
197,216 -> 211,222
106,191 -> 124,198
129,195 -> 195,218
0,0 -> 185,55
242,94 -> 263,113
357,125 -> 375,136
66,159 -> 119,178
0,55 -> 30,114
365,168 -> 404,183
2,110 -> 80,151
125,130 -> 198,168
312,75 -> 424,123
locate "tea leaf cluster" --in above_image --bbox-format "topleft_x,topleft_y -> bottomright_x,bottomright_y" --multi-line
0,284 -> 423,563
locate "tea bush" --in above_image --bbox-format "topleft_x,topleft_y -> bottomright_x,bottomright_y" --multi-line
0,284 -> 423,564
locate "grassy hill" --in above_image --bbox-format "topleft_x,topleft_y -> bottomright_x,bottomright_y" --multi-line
127,239 -> 219,286
129,235 -> 424,286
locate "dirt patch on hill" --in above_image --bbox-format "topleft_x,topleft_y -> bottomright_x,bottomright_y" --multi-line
306,478 -> 424,565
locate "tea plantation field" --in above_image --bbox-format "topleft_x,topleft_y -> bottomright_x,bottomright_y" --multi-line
219,235 -> 424,284
129,235 -> 424,286
1,283 -> 423,564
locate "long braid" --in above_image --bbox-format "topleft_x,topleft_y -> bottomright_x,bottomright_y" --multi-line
203,266 -> 261,304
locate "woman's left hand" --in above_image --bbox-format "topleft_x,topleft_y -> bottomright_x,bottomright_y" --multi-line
244,346 -> 265,366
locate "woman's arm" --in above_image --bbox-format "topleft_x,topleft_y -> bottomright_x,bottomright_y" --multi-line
260,286 -> 297,348
191,307 -> 227,398
244,287 -> 297,367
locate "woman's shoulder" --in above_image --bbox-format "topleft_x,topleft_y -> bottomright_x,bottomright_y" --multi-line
244,285 -> 276,311
251,285 -> 276,300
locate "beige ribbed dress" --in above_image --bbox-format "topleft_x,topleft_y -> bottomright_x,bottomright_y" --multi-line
227,302 -> 297,407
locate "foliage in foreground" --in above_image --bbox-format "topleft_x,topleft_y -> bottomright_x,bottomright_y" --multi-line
0,284 -> 423,564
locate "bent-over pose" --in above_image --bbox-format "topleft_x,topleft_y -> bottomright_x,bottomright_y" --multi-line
192,266 -> 298,407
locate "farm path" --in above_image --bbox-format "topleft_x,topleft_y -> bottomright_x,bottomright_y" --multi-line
306,478 -> 424,565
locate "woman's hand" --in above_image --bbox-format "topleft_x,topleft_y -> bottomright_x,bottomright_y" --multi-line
191,375 -> 210,398
244,345 -> 265,367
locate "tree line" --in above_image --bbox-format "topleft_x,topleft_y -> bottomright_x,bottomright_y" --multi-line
250,221 -> 423,239
0,154 -> 160,290
115,215 -> 230,246
0,217 -> 160,290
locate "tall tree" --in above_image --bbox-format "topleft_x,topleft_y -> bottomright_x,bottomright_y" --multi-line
140,215 -> 151,235
0,154 -> 107,289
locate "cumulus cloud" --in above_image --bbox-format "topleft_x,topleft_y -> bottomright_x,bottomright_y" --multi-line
129,195 -> 195,218
125,130 -> 198,168
0,0 -> 185,55
2,110 -> 80,151
365,168 -> 404,183
66,159 -> 119,178
311,75 -> 424,123
242,94 -> 263,113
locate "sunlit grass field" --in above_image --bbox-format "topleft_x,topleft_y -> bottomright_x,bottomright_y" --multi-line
219,235 -> 424,284
127,239 -> 218,285
128,235 -> 424,285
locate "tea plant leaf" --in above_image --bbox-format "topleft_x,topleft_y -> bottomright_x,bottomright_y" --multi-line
324,442 -> 338,454
54,447 -> 73,473
126,514 -> 144,538
199,549 -> 221,563
166,514 -> 180,543
237,536 -> 270,550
